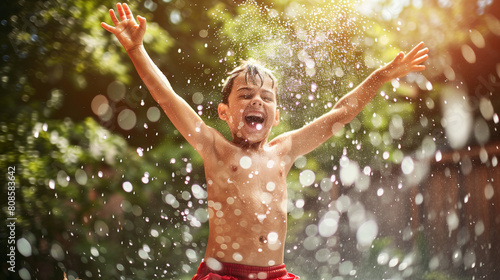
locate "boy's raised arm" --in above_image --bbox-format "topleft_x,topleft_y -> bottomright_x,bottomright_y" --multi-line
101,3 -> 217,156
278,42 -> 429,160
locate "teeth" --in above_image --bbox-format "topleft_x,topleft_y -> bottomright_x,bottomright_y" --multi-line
247,113 -> 263,118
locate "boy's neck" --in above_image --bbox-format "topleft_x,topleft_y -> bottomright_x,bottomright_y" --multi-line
232,137 -> 270,151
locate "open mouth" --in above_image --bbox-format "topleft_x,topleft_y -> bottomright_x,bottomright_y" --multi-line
245,114 -> 265,130
245,115 -> 265,124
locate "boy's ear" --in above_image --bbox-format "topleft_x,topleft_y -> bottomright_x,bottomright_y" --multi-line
218,103 -> 229,121
273,108 -> 280,126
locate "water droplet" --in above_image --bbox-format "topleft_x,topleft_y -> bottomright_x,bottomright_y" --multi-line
75,169 -> 88,185
118,109 -> 137,130
463,250 -> 476,269
339,158 -> 359,186
388,257 -> 399,268
356,220 -> 378,247
401,156 -> 414,175
435,150 -> 442,162
461,44 -> 476,63
91,95 -> 109,116
318,211 -> 339,237
484,184 -> 494,200
138,248 -> 149,260
415,193 -> 424,205
320,178 -> 333,192
266,181 -> 276,192
474,220 -> 485,236
294,156 -> 307,168
186,248 -> 198,262
377,188 -> 384,196
426,81 -> 433,91
299,170 -> 315,186
479,98 -> 494,120
470,29 -> 485,48
94,220 -> 109,237
145,107 -> 161,123
50,243 -> 65,261
446,211 -> 459,232
267,232 -> 279,244
17,238 -> 32,257
382,151 -> 390,160
206,257 -> 222,271
377,252 -> 389,265
442,87 -> 472,149
122,181 -> 133,193
232,252 -> 243,262
239,156 -> 252,169
192,184 -> 207,200
474,118 -> 490,144
56,170 -> 69,187
338,261 -> 353,275
136,147 -> 144,157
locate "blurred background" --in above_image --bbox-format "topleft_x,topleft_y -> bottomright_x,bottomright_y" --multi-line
1,0 -> 500,279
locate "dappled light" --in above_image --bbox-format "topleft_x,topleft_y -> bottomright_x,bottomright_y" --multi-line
1,0 -> 500,280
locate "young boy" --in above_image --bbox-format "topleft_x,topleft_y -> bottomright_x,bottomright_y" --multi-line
101,3 -> 429,279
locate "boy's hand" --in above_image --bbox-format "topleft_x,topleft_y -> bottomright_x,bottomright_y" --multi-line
380,42 -> 429,82
101,3 -> 146,52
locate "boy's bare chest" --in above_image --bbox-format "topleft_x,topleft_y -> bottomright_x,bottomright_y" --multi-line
209,151 -> 287,189
204,149 -> 290,216
204,148 -> 290,263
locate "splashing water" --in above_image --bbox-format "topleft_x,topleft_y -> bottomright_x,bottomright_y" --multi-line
214,0 -> 373,121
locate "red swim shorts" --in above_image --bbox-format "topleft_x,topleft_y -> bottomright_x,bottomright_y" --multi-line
192,261 -> 300,280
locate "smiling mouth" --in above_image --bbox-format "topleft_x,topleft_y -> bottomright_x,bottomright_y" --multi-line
245,115 -> 265,125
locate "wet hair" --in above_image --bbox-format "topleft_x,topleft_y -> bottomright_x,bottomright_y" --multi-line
221,59 -> 277,104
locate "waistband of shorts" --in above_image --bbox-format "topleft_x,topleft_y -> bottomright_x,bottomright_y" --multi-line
201,260 -> 288,279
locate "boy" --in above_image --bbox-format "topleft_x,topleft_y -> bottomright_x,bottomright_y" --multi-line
101,3 -> 429,279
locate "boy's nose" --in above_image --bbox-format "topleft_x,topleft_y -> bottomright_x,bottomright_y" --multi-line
251,98 -> 262,106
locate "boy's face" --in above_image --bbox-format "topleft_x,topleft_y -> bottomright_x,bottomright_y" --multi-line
218,72 -> 280,145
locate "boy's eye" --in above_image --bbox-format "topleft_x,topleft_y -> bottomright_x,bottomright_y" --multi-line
262,94 -> 274,102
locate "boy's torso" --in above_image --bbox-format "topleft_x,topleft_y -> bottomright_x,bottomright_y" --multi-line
202,136 -> 293,267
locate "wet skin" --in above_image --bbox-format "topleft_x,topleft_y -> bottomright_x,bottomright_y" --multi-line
204,73 -> 291,267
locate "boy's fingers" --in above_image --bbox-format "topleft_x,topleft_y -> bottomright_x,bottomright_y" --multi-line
123,3 -> 135,21
109,9 -> 119,26
392,52 -> 404,64
137,15 -> 147,30
416,48 -> 429,56
411,65 -> 426,72
413,49 -> 429,60
412,54 -> 429,65
117,3 -> 126,21
407,42 -> 425,58
101,22 -> 115,33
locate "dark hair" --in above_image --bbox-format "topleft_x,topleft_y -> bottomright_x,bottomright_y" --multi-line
221,59 -> 277,104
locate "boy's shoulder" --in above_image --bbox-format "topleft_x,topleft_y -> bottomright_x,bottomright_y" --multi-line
268,131 -> 293,152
